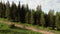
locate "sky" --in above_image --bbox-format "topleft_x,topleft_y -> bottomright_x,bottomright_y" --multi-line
0,0 -> 60,14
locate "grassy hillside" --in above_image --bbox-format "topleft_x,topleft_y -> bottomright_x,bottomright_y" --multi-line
0,23 -> 42,34
23,23 -> 60,34
0,18 -> 60,34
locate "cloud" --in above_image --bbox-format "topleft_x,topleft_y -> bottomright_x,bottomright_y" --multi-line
40,0 -> 60,13
0,0 -> 60,13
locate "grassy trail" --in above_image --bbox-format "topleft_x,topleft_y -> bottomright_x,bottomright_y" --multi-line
0,19 -> 55,34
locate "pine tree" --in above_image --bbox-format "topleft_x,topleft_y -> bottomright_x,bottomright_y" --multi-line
31,11 -> 34,24
55,12 -> 60,30
1,2 -> 6,18
25,4 -> 29,23
0,1 -> 3,18
36,5 -> 42,25
40,12 -> 45,26
28,11 -> 34,24
33,10 -> 37,25
11,2 -> 17,21
33,12 -> 38,25
25,12 -> 28,23
20,4 -> 27,23
6,1 -> 10,19
48,10 -> 55,29
44,14 -> 48,27
17,1 -> 21,22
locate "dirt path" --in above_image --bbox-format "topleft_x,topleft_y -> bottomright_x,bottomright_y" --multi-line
15,24 -> 54,34
25,27 -> 54,34
0,20 -> 54,34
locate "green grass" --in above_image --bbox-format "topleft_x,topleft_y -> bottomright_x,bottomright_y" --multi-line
0,18 -> 60,34
23,24 -> 60,34
33,26 -> 60,34
0,23 -> 10,30
0,18 -> 7,21
0,23 -> 42,34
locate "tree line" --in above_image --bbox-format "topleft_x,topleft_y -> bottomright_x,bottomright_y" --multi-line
0,1 -> 60,30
